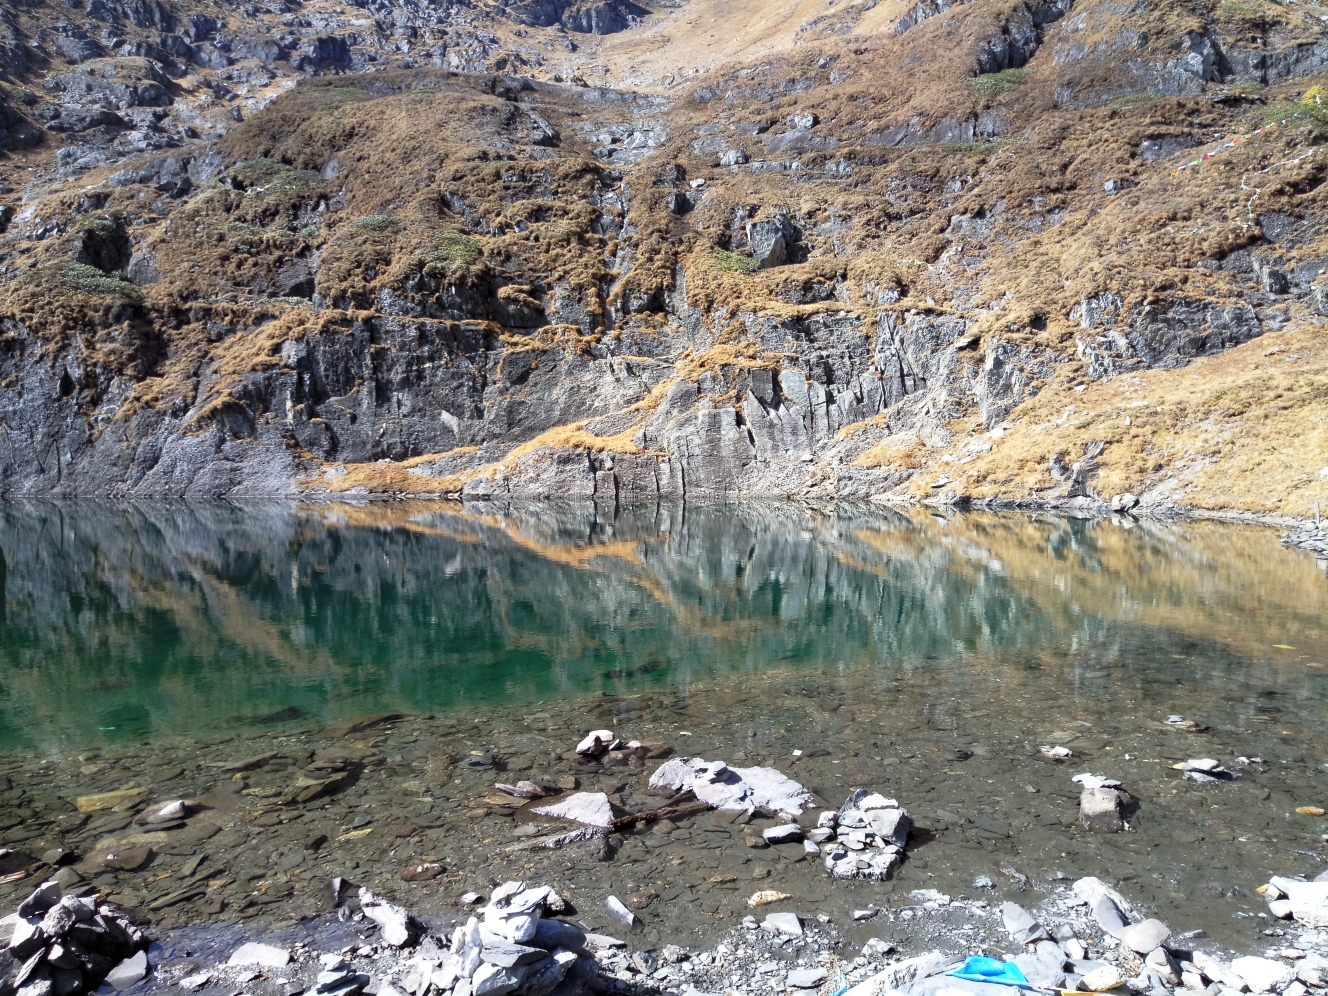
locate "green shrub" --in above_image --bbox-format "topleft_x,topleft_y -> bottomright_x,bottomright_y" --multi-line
75,214 -> 121,237
1217,0 -> 1262,19
714,248 -> 760,275
966,69 -> 1028,100
347,214 -> 402,234
1109,92 -> 1164,107
54,262 -> 142,302
413,233 -> 483,278
1255,101 -> 1328,138
437,232 -> 481,266
299,85 -> 375,115
228,159 -> 324,198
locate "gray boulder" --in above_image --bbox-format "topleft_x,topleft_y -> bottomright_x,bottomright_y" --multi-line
1253,259 -> 1290,294
46,108 -> 126,133
51,25 -> 103,64
88,0 -> 175,30
1079,785 -> 1127,832
561,0 -> 647,34
45,57 -> 173,110
1119,919 -> 1171,954
747,219 -> 786,268
1001,902 -> 1051,944
0,99 -> 42,152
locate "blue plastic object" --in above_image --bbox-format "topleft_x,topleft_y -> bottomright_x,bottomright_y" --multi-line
945,956 -> 1032,988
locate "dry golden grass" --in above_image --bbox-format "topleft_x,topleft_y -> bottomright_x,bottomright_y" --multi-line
674,342 -> 780,380
503,421 -> 650,461
304,450 -> 478,495
305,420 -> 652,495
906,322 -> 1328,515
628,377 -> 683,414
853,434 -> 926,471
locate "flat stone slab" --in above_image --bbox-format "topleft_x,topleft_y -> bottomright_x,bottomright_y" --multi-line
844,951 -> 948,996
1119,918 -> 1170,954
1000,902 -> 1049,942
104,950 -> 149,990
228,942 -> 292,967
1073,877 -> 1133,911
75,788 -> 147,813
649,758 -> 815,815
531,792 -> 614,828
761,912 -> 802,936
789,967 -> 828,988
1092,895 -> 1129,938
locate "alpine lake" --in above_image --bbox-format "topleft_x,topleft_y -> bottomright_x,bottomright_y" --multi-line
0,501 -> 1325,959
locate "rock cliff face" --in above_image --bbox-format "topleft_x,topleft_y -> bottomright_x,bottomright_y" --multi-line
0,0 -> 1325,511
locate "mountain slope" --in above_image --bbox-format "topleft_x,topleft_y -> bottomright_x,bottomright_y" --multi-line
0,0 -> 1325,511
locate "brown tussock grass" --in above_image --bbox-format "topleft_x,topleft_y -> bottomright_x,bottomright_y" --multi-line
910,322 -> 1328,515
853,433 -> 925,470
503,421 -> 650,462
674,342 -> 780,381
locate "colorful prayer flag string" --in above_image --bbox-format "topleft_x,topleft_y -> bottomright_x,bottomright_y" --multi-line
1173,121 -> 1279,174
1172,109 -> 1316,175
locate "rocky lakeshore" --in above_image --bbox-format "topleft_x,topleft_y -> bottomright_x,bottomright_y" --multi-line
1282,519 -> 1328,574
133,870 -> 1328,996
0,701 -> 1322,996
4,828 -> 1328,996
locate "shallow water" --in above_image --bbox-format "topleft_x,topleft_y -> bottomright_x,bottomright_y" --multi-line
0,500 -> 1325,955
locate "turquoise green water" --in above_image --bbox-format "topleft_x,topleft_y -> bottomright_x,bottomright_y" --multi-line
0,500 -> 1325,754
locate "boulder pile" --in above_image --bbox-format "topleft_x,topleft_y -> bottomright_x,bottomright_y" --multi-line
818,790 -> 913,881
401,881 -> 599,996
1,879 -> 149,996
1262,873 -> 1328,927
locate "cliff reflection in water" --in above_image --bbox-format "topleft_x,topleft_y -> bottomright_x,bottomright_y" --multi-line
0,500 -> 1324,752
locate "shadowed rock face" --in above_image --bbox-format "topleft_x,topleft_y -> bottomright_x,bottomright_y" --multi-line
498,0 -> 647,32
